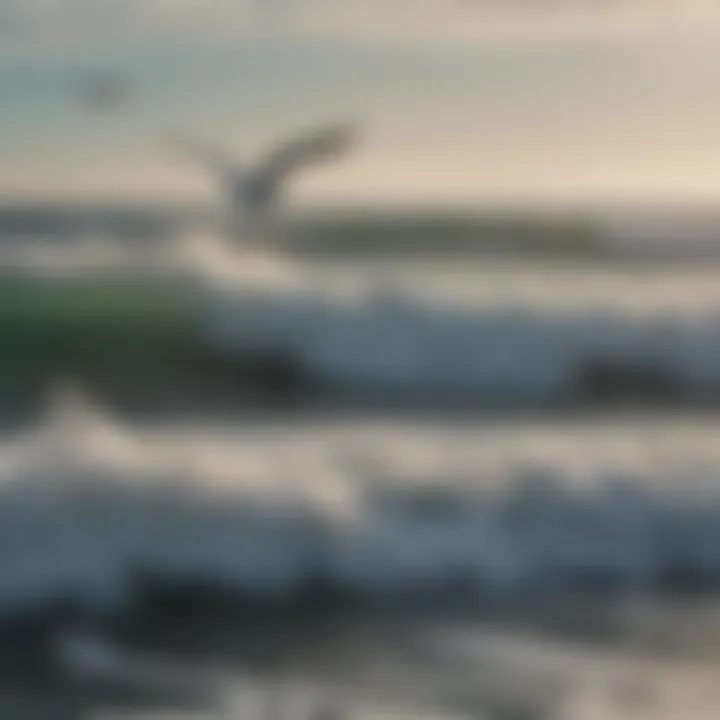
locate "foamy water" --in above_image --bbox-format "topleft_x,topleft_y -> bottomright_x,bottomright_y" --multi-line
200,250 -> 720,402
1,392 -> 715,717
2,384 -> 720,619
1,382 -> 720,717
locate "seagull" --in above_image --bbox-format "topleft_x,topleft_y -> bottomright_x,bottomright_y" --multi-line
76,70 -> 133,114
165,121 -> 357,240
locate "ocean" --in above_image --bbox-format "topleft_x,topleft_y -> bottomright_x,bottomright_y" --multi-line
1,205 -> 720,718
1,212 -> 720,413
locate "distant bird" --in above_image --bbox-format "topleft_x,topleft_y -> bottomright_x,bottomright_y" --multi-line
76,70 -> 132,114
165,121 -> 357,239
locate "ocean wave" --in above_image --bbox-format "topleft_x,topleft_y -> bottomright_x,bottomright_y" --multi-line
5,233 -> 720,404
1,387 -> 720,619
200,245 -> 720,404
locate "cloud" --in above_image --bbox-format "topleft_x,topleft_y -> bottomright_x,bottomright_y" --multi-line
1,0 -> 719,57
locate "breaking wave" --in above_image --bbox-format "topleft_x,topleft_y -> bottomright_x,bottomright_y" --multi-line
5,232 -> 720,404
2,385 -> 720,619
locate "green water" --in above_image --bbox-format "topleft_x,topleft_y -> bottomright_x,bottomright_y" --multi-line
0,276 -> 200,370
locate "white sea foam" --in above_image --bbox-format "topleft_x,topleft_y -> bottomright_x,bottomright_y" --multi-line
198,242 -> 720,402
0,385 -> 719,616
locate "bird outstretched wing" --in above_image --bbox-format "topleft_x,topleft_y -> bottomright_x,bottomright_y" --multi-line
260,121 -> 356,181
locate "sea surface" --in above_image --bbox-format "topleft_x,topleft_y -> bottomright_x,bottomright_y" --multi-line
4,391 -> 720,718
2,224 -> 720,409
1,209 -> 720,717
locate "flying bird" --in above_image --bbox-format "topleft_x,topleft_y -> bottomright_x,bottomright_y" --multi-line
76,70 -> 133,114
165,121 -> 357,239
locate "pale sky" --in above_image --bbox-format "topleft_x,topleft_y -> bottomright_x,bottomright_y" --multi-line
2,0 -> 720,207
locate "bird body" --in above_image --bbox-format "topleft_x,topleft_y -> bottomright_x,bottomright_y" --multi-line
167,122 -> 356,241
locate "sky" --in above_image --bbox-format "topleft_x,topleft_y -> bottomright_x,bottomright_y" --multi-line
2,0 -> 720,207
